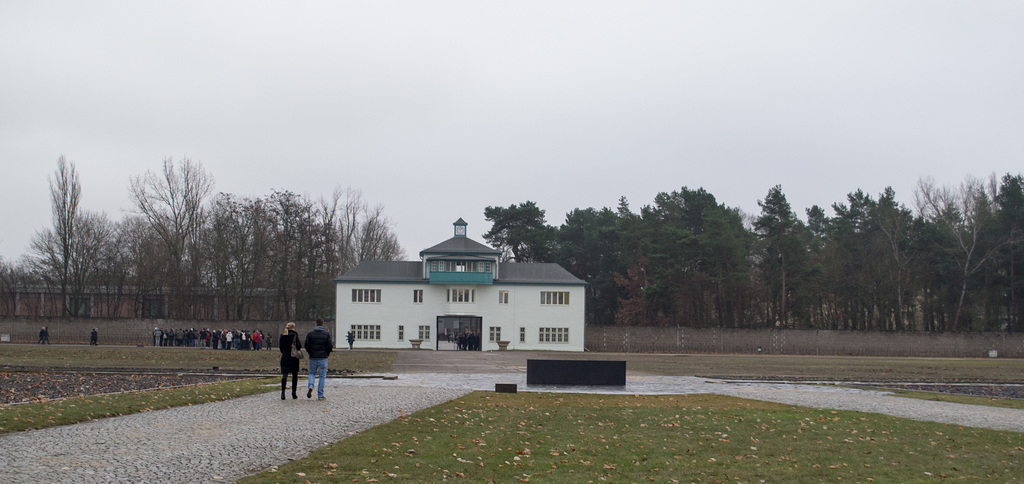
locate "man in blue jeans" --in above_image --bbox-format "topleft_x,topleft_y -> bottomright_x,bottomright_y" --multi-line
304,318 -> 334,400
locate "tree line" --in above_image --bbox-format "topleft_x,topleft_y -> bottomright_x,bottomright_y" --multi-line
0,157 -> 404,320
5,157 -> 1022,332
483,174 -> 1024,333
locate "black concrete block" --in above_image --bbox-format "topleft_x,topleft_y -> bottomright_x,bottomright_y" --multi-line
526,359 -> 626,386
495,383 -> 518,393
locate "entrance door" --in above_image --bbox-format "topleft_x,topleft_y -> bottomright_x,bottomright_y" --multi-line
436,316 -> 482,351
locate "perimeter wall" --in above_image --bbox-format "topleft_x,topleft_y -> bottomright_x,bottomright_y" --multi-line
0,317 -> 319,346
3,318 -> 1024,358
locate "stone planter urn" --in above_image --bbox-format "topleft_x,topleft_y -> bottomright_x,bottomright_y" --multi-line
409,339 -> 424,349
496,340 -> 510,351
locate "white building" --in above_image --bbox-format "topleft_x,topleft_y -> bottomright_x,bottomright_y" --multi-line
334,219 -> 586,351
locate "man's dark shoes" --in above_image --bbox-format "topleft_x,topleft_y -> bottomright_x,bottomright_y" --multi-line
307,388 -> 313,399
281,393 -> 285,400
292,393 -> 298,399
317,396 -> 326,401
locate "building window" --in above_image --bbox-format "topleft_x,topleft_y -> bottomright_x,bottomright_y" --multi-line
447,289 -> 475,303
539,327 -> 569,343
398,325 -> 404,341
498,290 -> 509,304
418,325 -> 431,340
352,289 -> 382,303
433,261 -> 493,273
540,291 -> 570,305
413,290 -> 423,303
519,327 -> 526,343
489,326 -> 501,342
351,325 -> 381,340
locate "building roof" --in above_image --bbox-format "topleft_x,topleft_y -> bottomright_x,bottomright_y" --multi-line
335,261 -> 423,282
334,260 -> 586,286
419,236 -> 501,257
497,263 -> 586,285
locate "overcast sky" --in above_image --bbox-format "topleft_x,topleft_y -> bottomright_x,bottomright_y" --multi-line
2,1 -> 1022,262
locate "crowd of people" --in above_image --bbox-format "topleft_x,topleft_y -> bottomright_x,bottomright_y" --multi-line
151,327 -> 272,350
449,331 -> 480,351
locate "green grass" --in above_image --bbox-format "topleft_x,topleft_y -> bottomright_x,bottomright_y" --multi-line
0,345 -> 396,373
0,377 -> 277,434
6,345 -> 1023,383
240,392 -> 1024,483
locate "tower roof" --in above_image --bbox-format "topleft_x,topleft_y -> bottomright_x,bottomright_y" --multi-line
419,236 -> 500,258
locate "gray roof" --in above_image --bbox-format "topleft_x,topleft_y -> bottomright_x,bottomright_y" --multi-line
335,261 -> 423,282
497,262 -> 586,285
334,260 -> 585,286
419,236 -> 500,257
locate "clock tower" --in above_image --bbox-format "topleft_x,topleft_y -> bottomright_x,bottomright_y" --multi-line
453,218 -> 468,237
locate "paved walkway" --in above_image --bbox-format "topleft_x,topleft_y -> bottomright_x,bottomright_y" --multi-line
2,350 -> 1023,483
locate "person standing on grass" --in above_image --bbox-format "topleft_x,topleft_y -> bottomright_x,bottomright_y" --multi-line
152,327 -> 161,346
304,318 -> 334,400
279,322 -> 302,400
346,330 -> 355,350
90,328 -> 98,346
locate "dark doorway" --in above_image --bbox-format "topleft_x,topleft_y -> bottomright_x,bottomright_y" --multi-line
436,316 -> 482,351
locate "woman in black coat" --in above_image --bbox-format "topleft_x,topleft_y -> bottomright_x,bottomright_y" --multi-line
279,322 -> 302,400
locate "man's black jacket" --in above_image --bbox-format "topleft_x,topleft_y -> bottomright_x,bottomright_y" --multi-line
304,327 -> 334,359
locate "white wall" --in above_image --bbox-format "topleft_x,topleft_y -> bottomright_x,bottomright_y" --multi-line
335,282 -> 585,351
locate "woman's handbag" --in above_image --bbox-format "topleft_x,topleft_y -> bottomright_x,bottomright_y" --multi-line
290,335 -> 304,360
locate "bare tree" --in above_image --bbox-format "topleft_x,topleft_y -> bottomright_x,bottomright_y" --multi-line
118,215 -> 166,317
208,194 -> 273,320
356,204 -> 404,263
34,157 -> 79,315
874,187 -> 915,330
334,187 -> 405,274
28,157 -> 112,316
263,187 -> 404,320
129,157 -> 214,318
915,176 -> 1009,330
0,257 -> 21,315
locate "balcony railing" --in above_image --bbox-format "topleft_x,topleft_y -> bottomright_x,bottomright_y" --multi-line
429,271 -> 493,284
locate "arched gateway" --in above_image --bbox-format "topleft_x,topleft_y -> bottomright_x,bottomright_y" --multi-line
334,219 -> 586,352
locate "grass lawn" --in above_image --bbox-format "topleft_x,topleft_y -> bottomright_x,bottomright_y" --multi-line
0,377 -> 277,434
0,344 -> 396,373
240,391 -> 1024,483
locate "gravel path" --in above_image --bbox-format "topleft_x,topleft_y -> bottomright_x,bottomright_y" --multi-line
711,380 -> 1024,433
2,372 -> 1023,483
0,382 -> 470,484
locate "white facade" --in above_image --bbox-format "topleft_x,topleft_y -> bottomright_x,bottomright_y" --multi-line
334,220 -> 586,351
334,282 -> 585,351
